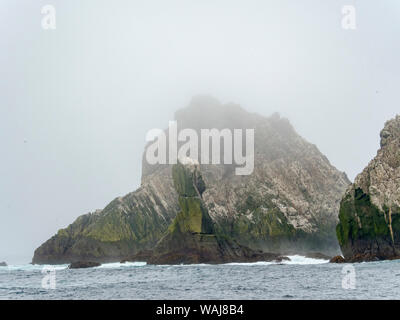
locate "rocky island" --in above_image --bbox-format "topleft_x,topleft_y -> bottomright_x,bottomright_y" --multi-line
32,96 -> 350,265
336,115 -> 400,262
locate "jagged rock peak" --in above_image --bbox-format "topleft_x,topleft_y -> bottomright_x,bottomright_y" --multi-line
353,114 -> 400,212
173,95 -> 291,131
380,115 -> 400,148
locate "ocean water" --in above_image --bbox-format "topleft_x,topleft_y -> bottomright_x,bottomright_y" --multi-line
1,255 -> 400,299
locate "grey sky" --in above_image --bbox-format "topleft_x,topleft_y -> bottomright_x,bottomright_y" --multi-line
0,0 -> 399,263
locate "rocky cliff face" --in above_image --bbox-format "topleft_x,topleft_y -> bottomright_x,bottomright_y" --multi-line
142,161 -> 285,264
33,96 -> 349,264
336,115 -> 400,262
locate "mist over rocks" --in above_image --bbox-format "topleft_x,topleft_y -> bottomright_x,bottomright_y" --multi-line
32,96 -> 350,264
337,115 -> 400,262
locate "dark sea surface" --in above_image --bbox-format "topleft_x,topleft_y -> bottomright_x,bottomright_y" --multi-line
1,256 -> 399,299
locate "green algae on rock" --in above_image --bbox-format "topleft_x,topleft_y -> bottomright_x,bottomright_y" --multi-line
32,169 -> 179,264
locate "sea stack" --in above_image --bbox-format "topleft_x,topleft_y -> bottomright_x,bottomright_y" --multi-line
336,115 -> 400,262
32,96 -> 349,264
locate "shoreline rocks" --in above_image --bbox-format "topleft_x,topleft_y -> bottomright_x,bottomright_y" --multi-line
68,261 -> 101,269
329,255 -> 345,263
0,261 -> 7,267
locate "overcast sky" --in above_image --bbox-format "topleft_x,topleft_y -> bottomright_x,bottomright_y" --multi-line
0,0 -> 399,263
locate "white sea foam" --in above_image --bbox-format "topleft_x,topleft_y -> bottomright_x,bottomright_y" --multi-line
284,255 -> 328,265
112,255 -> 329,267
96,262 -> 146,268
223,261 -> 276,266
224,255 -> 328,266
2,264 -> 69,271
0,262 -> 147,271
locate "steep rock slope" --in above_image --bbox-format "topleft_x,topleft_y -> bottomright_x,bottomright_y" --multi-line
33,169 -> 178,264
337,115 -> 400,261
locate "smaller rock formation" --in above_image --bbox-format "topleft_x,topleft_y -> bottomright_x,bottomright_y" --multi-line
336,115 -> 400,262
68,261 -> 101,269
126,161 -> 288,265
329,255 -> 345,263
0,261 -> 7,267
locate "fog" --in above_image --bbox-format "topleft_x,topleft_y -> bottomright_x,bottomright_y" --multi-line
0,0 -> 399,263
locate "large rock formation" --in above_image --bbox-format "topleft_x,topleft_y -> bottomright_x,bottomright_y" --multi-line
33,96 -> 349,264
336,115 -> 400,262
